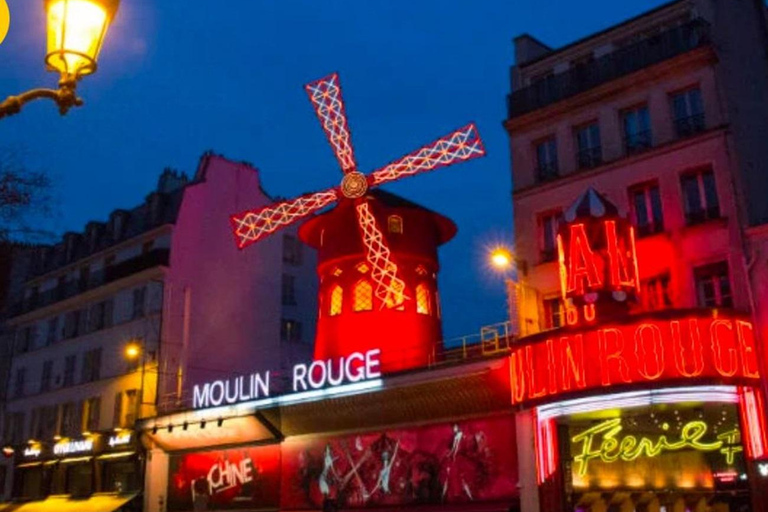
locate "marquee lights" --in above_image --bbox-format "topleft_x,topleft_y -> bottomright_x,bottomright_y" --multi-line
510,313 -> 759,406
536,386 -> 739,421
571,417 -> 738,476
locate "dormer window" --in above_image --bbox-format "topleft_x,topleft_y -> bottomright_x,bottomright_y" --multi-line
388,215 -> 403,234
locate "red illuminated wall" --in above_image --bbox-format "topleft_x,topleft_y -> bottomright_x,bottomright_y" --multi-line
299,190 -> 456,373
510,310 -> 761,406
280,415 -> 518,509
167,444 -> 280,511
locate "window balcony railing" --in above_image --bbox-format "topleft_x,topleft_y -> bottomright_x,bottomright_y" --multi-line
507,18 -> 711,118
635,222 -> 665,238
685,206 -> 721,226
9,249 -> 170,316
674,113 -> 706,138
624,130 -> 653,155
576,146 -> 602,169
536,162 -> 560,183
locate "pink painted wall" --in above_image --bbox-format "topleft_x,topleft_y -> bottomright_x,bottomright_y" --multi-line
160,154 -> 315,406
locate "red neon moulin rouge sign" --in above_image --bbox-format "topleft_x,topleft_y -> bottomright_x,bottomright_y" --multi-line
555,189 -> 640,324
510,312 -> 761,406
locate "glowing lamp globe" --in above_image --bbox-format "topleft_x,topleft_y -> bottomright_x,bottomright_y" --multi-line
490,247 -> 513,270
44,0 -> 119,78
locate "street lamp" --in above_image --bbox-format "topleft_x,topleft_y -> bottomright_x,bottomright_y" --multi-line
0,0 -> 120,119
488,246 -> 520,338
124,340 -> 146,422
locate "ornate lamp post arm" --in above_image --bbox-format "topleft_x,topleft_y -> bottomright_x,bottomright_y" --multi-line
0,76 -> 82,119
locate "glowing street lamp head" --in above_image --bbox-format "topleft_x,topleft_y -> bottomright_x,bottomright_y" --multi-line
124,342 -> 141,360
44,0 -> 119,78
490,247 -> 513,271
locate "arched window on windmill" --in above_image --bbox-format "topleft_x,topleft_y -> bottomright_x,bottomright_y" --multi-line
353,280 -> 373,312
388,215 -> 403,234
329,285 -> 343,316
416,283 -> 431,315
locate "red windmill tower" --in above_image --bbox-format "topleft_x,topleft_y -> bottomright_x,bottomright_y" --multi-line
230,73 -> 485,372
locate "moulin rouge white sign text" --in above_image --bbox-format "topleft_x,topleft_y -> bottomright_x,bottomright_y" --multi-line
193,349 -> 382,409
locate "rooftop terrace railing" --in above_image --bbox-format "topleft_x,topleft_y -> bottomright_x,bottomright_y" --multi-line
507,18 -> 711,119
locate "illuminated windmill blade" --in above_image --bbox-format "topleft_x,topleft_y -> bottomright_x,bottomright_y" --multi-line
370,123 -> 485,187
355,201 -> 407,308
230,189 -> 339,249
305,73 -> 358,173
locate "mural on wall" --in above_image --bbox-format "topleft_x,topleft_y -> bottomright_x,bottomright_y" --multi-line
167,444 -> 280,511
281,415 -> 518,509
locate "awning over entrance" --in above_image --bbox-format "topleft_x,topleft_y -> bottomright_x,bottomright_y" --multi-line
5,493 -> 138,512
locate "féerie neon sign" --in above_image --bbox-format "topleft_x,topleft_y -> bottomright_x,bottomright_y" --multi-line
572,418 -> 742,475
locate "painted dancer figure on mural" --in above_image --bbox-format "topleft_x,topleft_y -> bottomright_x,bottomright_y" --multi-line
441,423 -> 485,502
371,441 -> 400,496
319,444 -> 339,498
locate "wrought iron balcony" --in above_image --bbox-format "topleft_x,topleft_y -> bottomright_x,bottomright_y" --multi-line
576,146 -> 603,169
9,249 -> 169,316
674,113 -> 706,138
623,129 -> 653,155
507,19 -> 711,119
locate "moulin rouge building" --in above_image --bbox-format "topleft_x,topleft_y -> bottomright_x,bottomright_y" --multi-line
125,67 -> 768,512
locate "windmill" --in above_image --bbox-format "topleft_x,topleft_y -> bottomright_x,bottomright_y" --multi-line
230,73 -> 486,308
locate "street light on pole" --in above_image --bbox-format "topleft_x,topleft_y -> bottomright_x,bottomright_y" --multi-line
489,246 -> 520,339
124,339 -> 145,422
0,0 -> 120,119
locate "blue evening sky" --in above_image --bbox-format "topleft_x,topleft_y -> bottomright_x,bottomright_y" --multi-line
1,0 -> 669,337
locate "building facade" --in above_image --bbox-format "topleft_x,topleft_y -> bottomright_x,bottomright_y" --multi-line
0,153 -> 317,507
505,0 -> 768,510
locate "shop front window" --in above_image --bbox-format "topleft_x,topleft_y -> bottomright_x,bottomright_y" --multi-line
556,402 -> 749,512
66,463 -> 93,497
16,467 -> 44,499
103,460 -> 138,493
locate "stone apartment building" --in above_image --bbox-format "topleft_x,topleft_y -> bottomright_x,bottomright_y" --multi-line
506,0 -> 768,339
0,153 -> 317,502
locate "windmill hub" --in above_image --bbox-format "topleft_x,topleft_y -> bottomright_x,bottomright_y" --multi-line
340,171 -> 368,199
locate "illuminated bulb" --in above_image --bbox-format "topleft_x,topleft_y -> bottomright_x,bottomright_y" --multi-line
489,247 -> 513,270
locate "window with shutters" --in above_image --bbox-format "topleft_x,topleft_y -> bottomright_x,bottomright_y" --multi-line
282,274 -> 297,306
353,280 -> 373,312
61,402 -> 79,437
13,367 -> 26,398
280,319 -> 303,342
329,286 -> 343,316
543,297 -> 564,330
46,317 -> 58,345
282,234 -> 303,266
63,355 -> 76,387
681,168 -> 720,225
132,287 -> 146,319
81,348 -> 102,383
416,284 -> 431,315
113,392 -> 123,428
124,390 -> 138,425
40,361 -> 53,393
16,326 -> 33,354
694,261 -> 732,308
83,397 -> 100,432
